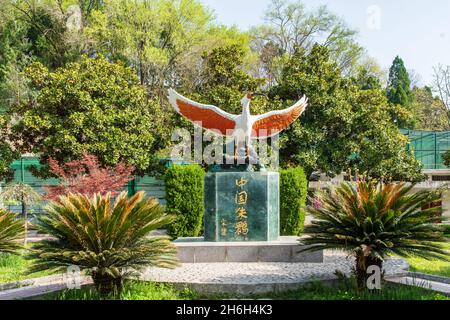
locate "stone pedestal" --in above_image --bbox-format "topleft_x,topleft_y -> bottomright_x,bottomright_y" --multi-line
204,171 -> 279,242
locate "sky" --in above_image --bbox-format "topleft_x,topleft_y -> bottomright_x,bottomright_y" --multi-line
200,0 -> 450,86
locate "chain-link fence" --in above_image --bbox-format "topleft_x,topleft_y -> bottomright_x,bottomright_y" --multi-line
402,129 -> 450,170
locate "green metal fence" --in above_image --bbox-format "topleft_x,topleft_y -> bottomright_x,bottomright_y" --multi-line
1,157 -> 167,214
402,129 -> 450,170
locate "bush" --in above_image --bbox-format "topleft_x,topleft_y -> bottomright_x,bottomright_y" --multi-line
165,165 -> 205,238
0,209 -> 24,254
279,167 -> 308,235
301,180 -> 448,291
28,192 -> 178,296
443,150 -> 450,167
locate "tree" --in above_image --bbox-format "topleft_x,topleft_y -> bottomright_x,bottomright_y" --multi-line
352,57 -> 384,90
44,153 -> 135,201
250,0 -> 363,79
442,150 -> 450,168
0,182 -> 41,245
0,3 -> 33,113
387,56 -> 414,128
29,191 -> 178,296
84,0 -> 251,99
0,115 -> 20,181
191,45 -> 266,115
11,55 -> 168,177
3,0 -> 84,69
433,64 -> 450,110
387,56 -> 412,105
301,180 -> 448,291
269,45 -> 423,181
411,86 -> 450,131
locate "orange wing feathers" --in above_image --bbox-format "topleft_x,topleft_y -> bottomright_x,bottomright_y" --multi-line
252,104 -> 305,138
176,99 -> 236,135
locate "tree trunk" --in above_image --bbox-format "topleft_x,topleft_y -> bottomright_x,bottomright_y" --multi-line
355,253 -> 383,291
91,272 -> 123,297
22,198 -> 27,246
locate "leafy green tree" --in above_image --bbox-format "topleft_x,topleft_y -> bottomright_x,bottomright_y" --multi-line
387,56 -> 412,106
301,180 -> 448,291
443,151 -> 450,168
29,191 -> 178,296
352,57 -> 384,90
250,0 -> 363,79
350,89 -> 423,182
0,5 -> 33,112
191,45 -> 266,115
3,0 -> 83,69
0,115 -> 20,181
269,45 -> 423,181
84,0 -> 251,98
387,56 -> 414,128
412,86 -> 450,131
11,55 -> 168,177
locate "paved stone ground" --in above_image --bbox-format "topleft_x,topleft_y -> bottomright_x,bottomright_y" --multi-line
0,275 -> 92,300
140,251 -> 409,285
0,251 -> 413,299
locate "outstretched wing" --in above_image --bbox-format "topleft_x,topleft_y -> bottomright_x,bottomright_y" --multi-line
252,96 -> 308,138
168,89 -> 237,135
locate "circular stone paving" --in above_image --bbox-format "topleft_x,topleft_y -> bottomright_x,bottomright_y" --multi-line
139,251 -> 409,295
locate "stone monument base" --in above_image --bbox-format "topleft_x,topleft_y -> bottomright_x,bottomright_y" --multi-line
174,236 -> 323,263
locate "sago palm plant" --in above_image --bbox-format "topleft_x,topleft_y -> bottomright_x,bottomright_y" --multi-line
28,191 -> 179,296
0,209 -> 25,253
300,180 -> 448,291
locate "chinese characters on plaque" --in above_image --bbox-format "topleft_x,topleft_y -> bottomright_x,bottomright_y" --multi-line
234,177 -> 249,238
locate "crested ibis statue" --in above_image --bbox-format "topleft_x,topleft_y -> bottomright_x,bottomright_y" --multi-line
167,89 -> 308,169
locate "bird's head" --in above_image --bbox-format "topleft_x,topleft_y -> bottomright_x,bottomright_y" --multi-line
241,92 -> 253,104
241,92 -> 266,111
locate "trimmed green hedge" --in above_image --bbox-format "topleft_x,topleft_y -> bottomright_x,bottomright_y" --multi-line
164,165 -> 204,238
280,167 -> 308,236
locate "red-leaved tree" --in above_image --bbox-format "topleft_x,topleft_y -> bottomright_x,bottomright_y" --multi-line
45,153 -> 135,201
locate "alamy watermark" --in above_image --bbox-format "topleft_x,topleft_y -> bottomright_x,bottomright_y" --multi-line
366,5 -> 382,31
366,265 -> 382,290
65,265 -> 82,289
170,124 -> 280,169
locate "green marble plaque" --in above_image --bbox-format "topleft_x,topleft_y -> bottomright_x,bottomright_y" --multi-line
204,172 -> 279,242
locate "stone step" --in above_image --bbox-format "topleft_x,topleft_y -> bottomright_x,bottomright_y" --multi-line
386,276 -> 450,296
174,236 -> 323,263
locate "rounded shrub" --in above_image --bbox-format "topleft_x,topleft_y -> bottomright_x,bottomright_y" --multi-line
164,165 -> 204,238
280,167 -> 308,236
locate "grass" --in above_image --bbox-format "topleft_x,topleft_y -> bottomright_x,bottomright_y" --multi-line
404,240 -> 450,278
39,281 -> 197,300
254,281 -> 449,300
0,251 -> 53,284
37,280 -> 448,300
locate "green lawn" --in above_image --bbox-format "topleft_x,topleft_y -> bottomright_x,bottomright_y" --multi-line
405,241 -> 450,278
40,281 -> 197,300
0,252 -> 53,284
38,280 -> 448,300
